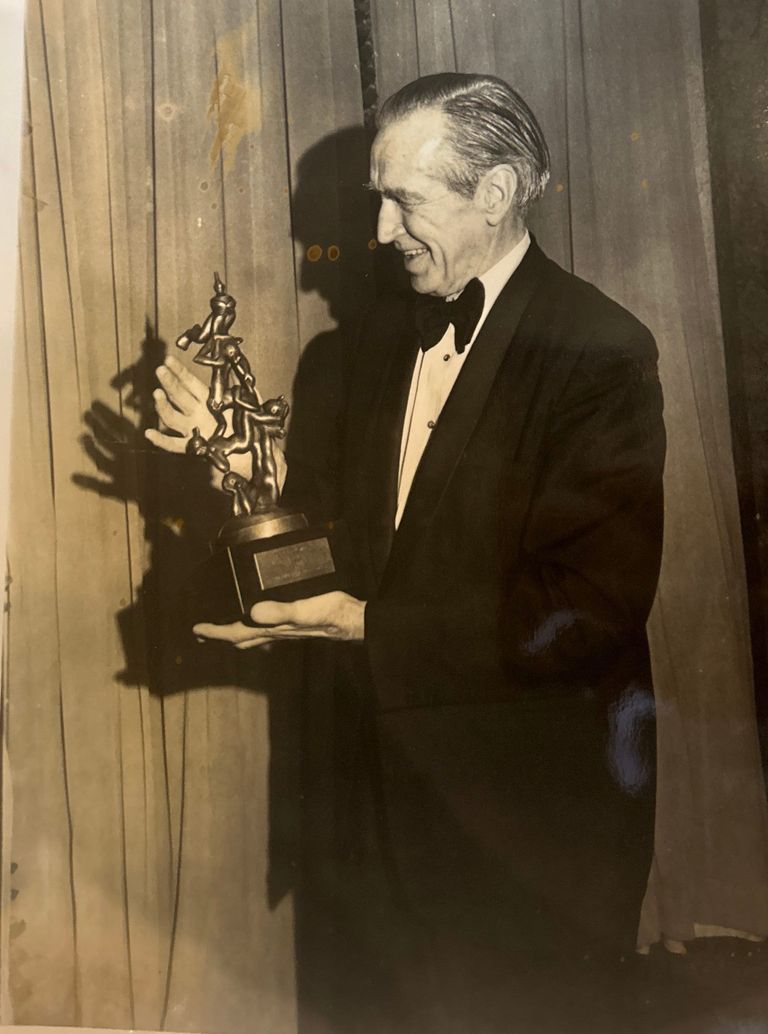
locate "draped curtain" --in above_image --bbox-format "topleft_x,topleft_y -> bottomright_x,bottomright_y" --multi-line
3,0 -> 768,1031
4,1 -> 371,1030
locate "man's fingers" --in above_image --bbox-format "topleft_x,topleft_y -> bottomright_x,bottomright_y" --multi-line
155,363 -> 217,439
144,427 -> 187,454
193,619 -> 300,649
164,354 -> 209,403
234,638 -> 276,650
156,365 -> 199,416
228,450 -> 253,481
249,593 -> 353,631
153,390 -> 190,433
142,351 -> 219,460
275,444 -> 288,492
193,620 -> 261,644
249,600 -> 304,626
246,624 -> 329,638
193,594 -> 362,647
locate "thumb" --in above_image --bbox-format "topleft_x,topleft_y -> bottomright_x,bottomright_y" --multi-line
144,427 -> 187,453
250,599 -> 300,626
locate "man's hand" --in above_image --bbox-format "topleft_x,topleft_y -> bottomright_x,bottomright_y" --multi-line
143,353 -> 287,488
144,354 -> 215,453
193,591 -> 366,649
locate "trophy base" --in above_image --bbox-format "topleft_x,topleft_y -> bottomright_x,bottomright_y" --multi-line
188,511 -> 351,624
216,507 -> 310,547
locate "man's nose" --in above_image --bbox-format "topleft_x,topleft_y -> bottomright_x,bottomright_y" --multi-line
377,198 -> 403,245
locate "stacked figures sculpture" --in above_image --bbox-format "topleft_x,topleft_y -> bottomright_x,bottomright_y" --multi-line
178,273 -> 347,620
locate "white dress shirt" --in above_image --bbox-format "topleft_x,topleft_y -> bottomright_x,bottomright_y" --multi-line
395,231 -> 531,528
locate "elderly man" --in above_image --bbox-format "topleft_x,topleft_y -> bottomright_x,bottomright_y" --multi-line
149,73 -> 665,1032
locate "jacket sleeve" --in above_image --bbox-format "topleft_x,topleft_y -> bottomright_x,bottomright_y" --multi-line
364,323 -> 666,707
501,325 -> 665,676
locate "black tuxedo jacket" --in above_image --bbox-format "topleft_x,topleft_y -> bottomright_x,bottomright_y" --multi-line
289,240 -> 666,1029
335,238 -> 665,710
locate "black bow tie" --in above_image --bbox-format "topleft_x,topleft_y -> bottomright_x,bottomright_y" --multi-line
413,277 -> 485,355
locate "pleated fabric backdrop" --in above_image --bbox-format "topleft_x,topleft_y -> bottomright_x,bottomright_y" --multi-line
4,1 -> 372,1030
3,0 -> 768,1031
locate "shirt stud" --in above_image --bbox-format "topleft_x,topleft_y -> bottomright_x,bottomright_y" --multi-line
427,420 -> 435,429
443,353 -> 451,361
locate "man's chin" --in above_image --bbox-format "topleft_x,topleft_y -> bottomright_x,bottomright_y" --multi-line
408,271 -> 440,296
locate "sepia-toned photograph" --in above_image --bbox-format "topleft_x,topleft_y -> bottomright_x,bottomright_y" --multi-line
1,1 -> 767,1032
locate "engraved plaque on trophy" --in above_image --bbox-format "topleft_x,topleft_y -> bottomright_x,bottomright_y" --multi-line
178,272 -> 349,623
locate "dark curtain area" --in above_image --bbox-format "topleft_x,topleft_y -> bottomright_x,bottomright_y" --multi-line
700,0 -> 768,750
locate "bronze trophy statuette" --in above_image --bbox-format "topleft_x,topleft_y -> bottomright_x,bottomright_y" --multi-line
178,272 -> 349,623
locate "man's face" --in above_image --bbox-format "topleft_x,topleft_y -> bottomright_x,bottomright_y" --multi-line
369,108 -> 491,297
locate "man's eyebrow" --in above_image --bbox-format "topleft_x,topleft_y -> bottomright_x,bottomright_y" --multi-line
363,181 -> 426,204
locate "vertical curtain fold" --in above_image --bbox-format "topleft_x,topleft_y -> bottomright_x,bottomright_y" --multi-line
6,0 -> 370,1030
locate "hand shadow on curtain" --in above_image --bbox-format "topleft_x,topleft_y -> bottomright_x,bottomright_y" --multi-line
71,317 -> 304,918
69,126 -> 399,700
72,318 -> 256,694
68,125 -> 393,917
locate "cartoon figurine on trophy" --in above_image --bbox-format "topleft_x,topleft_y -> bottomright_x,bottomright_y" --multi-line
176,273 -> 348,621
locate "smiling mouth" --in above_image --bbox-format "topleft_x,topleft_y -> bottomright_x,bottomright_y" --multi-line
401,247 -> 429,260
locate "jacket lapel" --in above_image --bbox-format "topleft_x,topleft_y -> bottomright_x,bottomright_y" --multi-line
380,240 -> 549,589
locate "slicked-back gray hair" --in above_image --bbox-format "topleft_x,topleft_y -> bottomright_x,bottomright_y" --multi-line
376,72 -> 551,212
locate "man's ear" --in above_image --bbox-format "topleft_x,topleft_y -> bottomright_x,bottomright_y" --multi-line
478,165 -> 518,225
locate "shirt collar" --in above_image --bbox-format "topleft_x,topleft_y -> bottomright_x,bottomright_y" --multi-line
445,231 -> 530,352
476,229 -> 531,327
